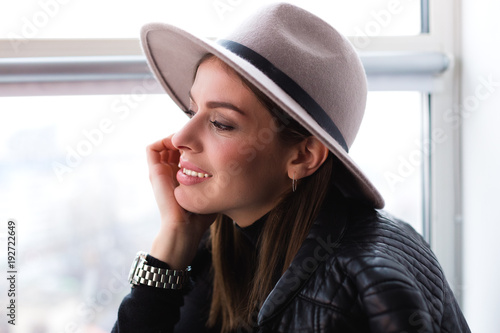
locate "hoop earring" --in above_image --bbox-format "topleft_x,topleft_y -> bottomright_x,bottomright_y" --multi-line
292,173 -> 297,192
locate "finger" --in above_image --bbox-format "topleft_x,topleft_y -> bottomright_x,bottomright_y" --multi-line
167,149 -> 181,166
159,150 -> 179,166
148,136 -> 170,153
146,134 -> 177,166
146,140 -> 164,167
161,134 -> 180,166
161,134 -> 176,150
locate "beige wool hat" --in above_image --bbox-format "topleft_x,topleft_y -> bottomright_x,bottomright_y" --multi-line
140,2 -> 385,208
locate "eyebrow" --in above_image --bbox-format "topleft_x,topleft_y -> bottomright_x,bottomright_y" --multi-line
189,91 -> 245,115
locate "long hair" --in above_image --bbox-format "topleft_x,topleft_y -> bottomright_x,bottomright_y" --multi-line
201,55 -> 335,332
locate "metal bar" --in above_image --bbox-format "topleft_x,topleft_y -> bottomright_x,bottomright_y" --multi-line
421,0 -> 430,33
422,93 -> 432,244
361,52 -> 449,75
0,55 -> 152,83
0,52 -> 450,84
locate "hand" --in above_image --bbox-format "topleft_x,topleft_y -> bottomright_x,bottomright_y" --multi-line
146,134 -> 183,221
146,134 -> 215,268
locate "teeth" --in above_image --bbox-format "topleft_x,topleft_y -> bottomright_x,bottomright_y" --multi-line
182,168 -> 211,178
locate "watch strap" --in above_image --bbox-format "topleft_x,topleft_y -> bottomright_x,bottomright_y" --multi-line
129,251 -> 191,290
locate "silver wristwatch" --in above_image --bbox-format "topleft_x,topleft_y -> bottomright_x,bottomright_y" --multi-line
128,251 -> 191,289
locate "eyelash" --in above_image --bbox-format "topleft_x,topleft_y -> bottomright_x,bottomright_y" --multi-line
210,120 -> 234,131
184,109 -> 196,118
184,109 -> 234,131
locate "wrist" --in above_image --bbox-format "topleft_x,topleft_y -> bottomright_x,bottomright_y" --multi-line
150,226 -> 199,269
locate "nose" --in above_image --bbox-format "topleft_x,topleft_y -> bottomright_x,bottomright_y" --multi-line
171,111 -> 203,153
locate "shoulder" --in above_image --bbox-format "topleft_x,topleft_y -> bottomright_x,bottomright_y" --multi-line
332,205 -> 446,295
317,204 -> 447,330
293,202 -> 449,331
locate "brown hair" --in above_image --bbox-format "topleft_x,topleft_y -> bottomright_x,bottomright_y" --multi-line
199,55 -> 334,332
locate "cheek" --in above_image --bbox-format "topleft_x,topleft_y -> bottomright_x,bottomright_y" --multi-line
209,131 -> 288,188
212,143 -> 247,181
224,144 -> 285,187
225,132 -> 278,169
209,142 -> 264,194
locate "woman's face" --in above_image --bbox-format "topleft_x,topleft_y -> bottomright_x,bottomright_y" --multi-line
171,57 -> 294,226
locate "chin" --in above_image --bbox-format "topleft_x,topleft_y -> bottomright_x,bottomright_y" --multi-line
174,186 -> 214,214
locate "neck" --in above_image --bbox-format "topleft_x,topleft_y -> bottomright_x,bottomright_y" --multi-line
226,205 -> 276,228
234,213 -> 268,248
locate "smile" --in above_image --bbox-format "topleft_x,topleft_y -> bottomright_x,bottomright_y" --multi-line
182,168 -> 211,178
176,160 -> 213,186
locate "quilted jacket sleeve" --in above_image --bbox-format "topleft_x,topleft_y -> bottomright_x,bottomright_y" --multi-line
336,209 -> 470,333
352,255 -> 436,333
112,237 -> 215,333
111,255 -> 185,333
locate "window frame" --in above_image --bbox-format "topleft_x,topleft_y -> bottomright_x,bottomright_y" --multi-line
0,0 -> 463,303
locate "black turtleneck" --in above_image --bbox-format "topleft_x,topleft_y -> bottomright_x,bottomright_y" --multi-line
234,213 -> 268,248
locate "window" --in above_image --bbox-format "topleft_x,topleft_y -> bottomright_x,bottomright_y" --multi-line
351,91 -> 424,234
0,94 -> 178,331
1,0 -> 421,39
1,0 -> 462,331
0,92 -> 427,331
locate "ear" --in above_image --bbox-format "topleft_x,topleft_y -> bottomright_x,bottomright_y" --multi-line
287,137 -> 329,180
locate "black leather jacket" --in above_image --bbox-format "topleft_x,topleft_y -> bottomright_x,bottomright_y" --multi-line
252,198 -> 470,332
113,195 -> 470,332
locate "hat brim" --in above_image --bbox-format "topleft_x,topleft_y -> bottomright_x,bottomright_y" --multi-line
141,23 -> 385,209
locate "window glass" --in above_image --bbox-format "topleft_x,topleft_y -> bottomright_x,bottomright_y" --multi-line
350,91 -> 423,234
0,91 -> 423,330
1,0 -> 421,40
0,94 -> 178,331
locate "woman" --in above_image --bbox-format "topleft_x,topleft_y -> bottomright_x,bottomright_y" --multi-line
113,3 -> 470,332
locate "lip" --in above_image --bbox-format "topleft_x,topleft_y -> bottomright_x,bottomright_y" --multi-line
176,159 -> 213,186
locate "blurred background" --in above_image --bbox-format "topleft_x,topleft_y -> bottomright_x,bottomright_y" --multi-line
0,0 -> 498,332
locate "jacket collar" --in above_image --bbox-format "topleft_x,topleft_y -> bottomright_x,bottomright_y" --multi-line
257,189 -> 350,325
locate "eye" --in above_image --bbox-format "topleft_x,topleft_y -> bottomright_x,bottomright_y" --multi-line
184,109 -> 196,118
210,120 -> 234,131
